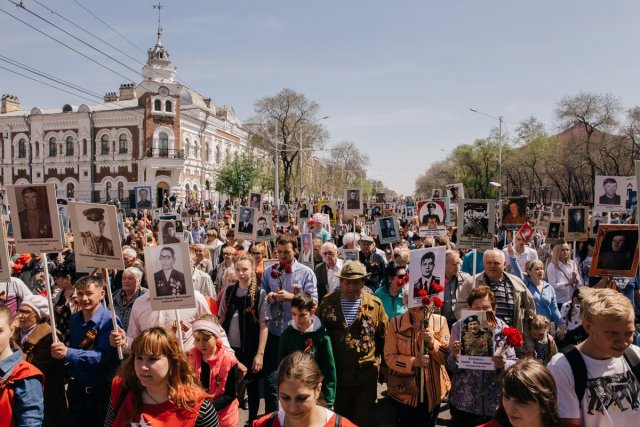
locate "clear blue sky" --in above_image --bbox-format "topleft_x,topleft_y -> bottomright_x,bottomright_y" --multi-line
2,1 -> 640,196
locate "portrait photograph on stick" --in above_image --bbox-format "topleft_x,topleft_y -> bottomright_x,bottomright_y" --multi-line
536,210 -> 551,231
590,224 -> 639,278
235,205 -> 257,240
7,182 -> 64,253
418,199 -> 446,226
546,220 -> 564,244
144,243 -> 196,311
407,245 -> 446,309
158,220 -> 182,245
594,175 -> 626,211
377,215 -> 400,245
550,201 -> 564,220
457,199 -> 495,250
255,214 -> 275,242
457,310 -> 496,371
564,206 -> 589,241
446,183 -> 465,204
0,220 -> 12,282
69,202 -> 124,270
249,192 -> 262,209
344,188 -> 363,214
134,185 -> 153,210
501,196 -> 528,229
299,233 -> 313,266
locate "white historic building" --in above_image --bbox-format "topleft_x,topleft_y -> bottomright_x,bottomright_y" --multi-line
0,34 -> 258,208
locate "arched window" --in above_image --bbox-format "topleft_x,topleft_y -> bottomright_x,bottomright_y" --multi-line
18,138 -> 26,158
118,182 -> 124,200
82,139 -> 87,156
66,183 -> 75,198
118,134 -> 127,154
165,100 -> 172,112
65,136 -> 74,156
101,135 -> 109,155
106,182 -> 112,201
184,139 -> 190,158
49,137 -> 57,157
215,145 -> 221,163
158,132 -> 168,157
154,99 -> 162,111
194,143 -> 199,159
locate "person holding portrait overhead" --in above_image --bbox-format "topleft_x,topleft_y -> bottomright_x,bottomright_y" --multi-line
154,247 -> 186,296
412,252 -> 441,297
136,188 -> 152,209
80,208 -> 114,256
18,186 -> 53,239
161,221 -> 181,244
599,177 -> 621,205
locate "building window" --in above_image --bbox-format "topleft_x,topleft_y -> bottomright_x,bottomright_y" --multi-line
83,139 -> 87,156
194,143 -> 199,159
165,100 -> 172,112
118,182 -> 124,200
49,137 -> 57,157
216,145 -> 221,163
66,183 -> 75,198
66,136 -> 74,156
184,139 -> 190,158
119,134 -> 127,154
154,99 -> 162,111
158,132 -> 168,157
101,135 -> 109,155
18,138 -> 26,158
106,182 -> 112,201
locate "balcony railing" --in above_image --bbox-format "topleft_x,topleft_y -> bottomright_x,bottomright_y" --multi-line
146,148 -> 185,159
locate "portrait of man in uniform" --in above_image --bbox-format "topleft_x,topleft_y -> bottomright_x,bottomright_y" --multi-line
345,189 -> 361,211
17,186 -> 53,239
161,221 -> 181,244
153,246 -> 186,297
135,186 -> 152,210
421,202 -> 441,226
462,203 -> 488,237
79,207 -> 114,256
380,217 -> 396,239
412,251 -> 441,300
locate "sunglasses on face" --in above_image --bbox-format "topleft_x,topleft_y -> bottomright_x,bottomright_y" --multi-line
395,274 -> 406,279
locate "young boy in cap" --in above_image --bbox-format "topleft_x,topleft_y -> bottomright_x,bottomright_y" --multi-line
547,287 -> 640,426
51,275 -> 122,427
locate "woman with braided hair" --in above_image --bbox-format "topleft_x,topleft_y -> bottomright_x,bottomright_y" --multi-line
217,253 -> 269,426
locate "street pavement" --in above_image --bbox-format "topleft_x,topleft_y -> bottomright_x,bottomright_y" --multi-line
237,381 -> 452,426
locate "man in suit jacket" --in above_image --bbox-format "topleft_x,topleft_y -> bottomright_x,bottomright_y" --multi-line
154,247 -> 186,296
412,251 -> 441,297
314,242 -> 343,303
18,186 -> 53,239
237,208 -> 254,233
257,216 -> 271,237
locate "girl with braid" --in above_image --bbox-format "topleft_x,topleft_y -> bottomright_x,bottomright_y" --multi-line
217,253 -> 269,425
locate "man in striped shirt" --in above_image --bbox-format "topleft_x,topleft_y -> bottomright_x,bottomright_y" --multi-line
318,261 -> 388,427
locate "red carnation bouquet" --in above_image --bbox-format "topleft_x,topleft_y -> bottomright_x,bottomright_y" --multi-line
495,326 -> 524,357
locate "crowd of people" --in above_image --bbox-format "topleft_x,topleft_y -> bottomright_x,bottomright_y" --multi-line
1,197 -> 639,427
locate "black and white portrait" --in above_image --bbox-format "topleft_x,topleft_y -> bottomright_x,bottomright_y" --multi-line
278,205 -> 290,225
235,206 -> 256,240
431,189 -> 442,198
134,185 -> 153,210
536,211 -> 551,231
68,201 -> 124,270
377,216 -> 400,244
7,183 -> 64,253
565,206 -> 588,240
256,215 -> 273,240
419,200 -> 445,226
159,220 -> 182,244
249,193 -> 262,209
408,246 -> 446,309
551,202 -> 564,220
457,199 -> 495,250
344,189 -> 362,213
144,243 -> 196,311
446,183 -> 465,204
298,203 -> 310,221
547,221 -> 561,239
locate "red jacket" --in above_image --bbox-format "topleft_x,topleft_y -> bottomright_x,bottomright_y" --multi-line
253,409 -> 357,427
0,360 -> 44,427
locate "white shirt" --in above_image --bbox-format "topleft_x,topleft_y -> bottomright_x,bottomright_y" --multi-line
326,258 -> 344,294
126,291 -> 226,352
502,244 -> 537,273
547,260 -> 583,304
192,268 -> 215,297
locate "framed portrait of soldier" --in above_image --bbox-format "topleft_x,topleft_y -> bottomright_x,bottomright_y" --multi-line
446,183 -> 465,205
144,243 -> 196,311
408,246 -> 446,309
7,183 -> 64,253
158,220 -> 183,245
536,211 -> 551,231
235,206 -> 257,240
377,216 -> 400,245
344,189 -> 363,214
589,225 -> 639,278
594,175 -> 626,212
298,203 -> 310,223
342,249 -> 359,262
457,310 -> 496,371
370,203 -> 383,220
134,185 -> 153,210
68,202 -> 124,270
375,192 -> 386,203
318,201 -> 336,223
418,200 -> 446,227
546,221 -> 564,245
501,196 -> 528,230
550,202 -> 564,220
457,199 -> 495,251
0,220 -> 12,282
255,214 -> 274,242
249,193 -> 262,210
299,233 -> 313,266
590,212 -> 605,238
564,206 -> 589,241
431,189 -> 443,198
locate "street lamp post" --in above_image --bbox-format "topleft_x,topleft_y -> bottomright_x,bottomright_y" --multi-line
470,108 -> 503,200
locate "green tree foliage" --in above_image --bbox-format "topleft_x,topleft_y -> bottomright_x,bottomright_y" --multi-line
214,155 -> 264,200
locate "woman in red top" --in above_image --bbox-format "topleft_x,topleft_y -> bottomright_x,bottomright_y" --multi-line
104,327 -> 220,427
478,359 -> 562,427
253,352 -> 356,427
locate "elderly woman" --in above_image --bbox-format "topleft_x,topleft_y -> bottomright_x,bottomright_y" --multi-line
384,295 -> 450,425
12,295 -> 67,426
112,267 -> 148,331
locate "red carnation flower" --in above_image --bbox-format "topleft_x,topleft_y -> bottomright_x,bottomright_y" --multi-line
271,270 -> 281,279
502,327 -> 524,348
417,289 -> 427,297
403,275 -> 410,284
284,264 -> 293,274
421,296 -> 431,305
432,296 -> 444,309
431,283 -> 445,294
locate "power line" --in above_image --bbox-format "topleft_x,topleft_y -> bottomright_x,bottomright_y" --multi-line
30,0 -> 145,67
71,0 -> 146,55
0,6 -> 135,82
8,0 -> 140,79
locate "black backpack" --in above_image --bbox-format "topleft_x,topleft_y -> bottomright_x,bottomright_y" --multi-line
560,344 -> 640,405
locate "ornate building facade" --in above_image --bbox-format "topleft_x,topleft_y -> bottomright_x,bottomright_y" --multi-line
0,35 -> 255,208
